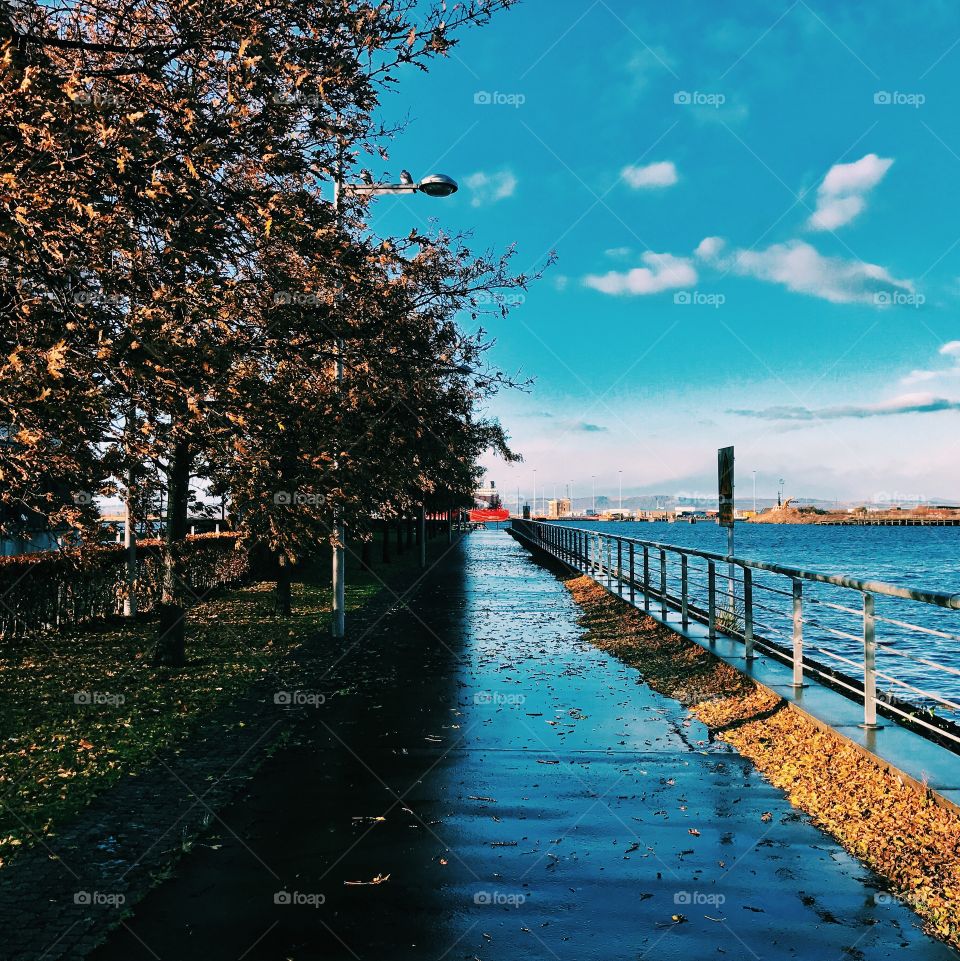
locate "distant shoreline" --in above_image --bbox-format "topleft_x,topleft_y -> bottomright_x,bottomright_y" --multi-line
748,505 -> 960,527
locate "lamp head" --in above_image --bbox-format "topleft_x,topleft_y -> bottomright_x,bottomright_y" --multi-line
418,173 -> 458,198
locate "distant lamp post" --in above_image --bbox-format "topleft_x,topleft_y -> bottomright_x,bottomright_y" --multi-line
591,475 -> 596,514
752,469 -> 758,514
618,469 -> 623,512
330,167 -> 459,640
778,477 -> 785,508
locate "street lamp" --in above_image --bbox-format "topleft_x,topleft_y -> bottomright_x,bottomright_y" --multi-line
591,474 -> 596,514
618,469 -> 623,512
330,167 -> 459,640
752,469 -> 758,514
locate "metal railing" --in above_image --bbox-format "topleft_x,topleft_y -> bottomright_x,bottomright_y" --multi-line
510,519 -> 960,747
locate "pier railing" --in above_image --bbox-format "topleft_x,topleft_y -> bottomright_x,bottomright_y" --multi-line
510,519 -> 960,747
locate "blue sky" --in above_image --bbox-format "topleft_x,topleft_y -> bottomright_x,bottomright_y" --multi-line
365,0 -> 960,505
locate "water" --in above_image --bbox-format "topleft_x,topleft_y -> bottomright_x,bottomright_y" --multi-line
561,520 -> 960,723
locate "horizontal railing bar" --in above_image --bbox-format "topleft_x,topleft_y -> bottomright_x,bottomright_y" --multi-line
874,615 -> 960,643
540,522 -> 960,609
804,620 -> 863,643
807,644 -> 864,673
874,672 -> 960,712
805,597 -> 864,616
878,645 -> 960,677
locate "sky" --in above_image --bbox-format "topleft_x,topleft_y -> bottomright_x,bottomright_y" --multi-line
365,0 -> 960,507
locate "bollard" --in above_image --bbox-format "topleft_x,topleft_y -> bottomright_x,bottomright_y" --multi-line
792,578 -> 804,687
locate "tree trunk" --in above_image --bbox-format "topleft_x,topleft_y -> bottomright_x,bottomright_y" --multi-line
396,519 -> 404,554
360,539 -> 371,572
275,560 -> 292,616
406,515 -> 414,548
381,518 -> 391,564
154,437 -> 190,667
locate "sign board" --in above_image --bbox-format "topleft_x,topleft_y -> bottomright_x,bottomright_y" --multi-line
718,446 -> 735,528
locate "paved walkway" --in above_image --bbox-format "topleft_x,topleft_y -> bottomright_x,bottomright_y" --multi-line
90,530 -> 957,960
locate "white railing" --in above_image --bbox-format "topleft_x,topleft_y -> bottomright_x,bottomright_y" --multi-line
511,519 -> 960,745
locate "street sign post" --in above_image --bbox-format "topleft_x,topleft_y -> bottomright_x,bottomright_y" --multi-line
718,446 -> 735,612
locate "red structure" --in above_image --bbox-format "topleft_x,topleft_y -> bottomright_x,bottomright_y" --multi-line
468,507 -> 511,523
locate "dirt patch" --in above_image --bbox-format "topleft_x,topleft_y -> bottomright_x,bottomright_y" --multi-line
565,574 -> 960,950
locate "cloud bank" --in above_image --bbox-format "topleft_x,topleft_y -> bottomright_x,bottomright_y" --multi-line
730,393 -> 960,422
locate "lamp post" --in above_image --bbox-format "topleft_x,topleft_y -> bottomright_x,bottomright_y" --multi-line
752,469 -> 758,514
330,168 -> 459,640
618,469 -> 623,512
532,469 -> 537,518
592,474 -> 596,514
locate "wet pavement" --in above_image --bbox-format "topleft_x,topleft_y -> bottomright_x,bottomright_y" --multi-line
90,529 -> 957,960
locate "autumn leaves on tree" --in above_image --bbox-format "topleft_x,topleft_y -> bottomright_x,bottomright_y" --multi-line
0,0 -> 533,664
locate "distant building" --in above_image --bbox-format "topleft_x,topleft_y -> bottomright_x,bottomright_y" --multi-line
548,498 -> 572,518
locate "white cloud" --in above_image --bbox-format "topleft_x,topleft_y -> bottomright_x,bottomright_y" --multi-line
621,161 -> 678,189
604,246 -> 633,259
729,240 -> 913,304
808,153 -> 893,231
940,340 -> 960,358
694,236 -> 725,261
465,169 -> 517,207
584,251 -> 696,296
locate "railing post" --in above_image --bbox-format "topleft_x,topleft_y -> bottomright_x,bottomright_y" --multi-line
743,566 -> 754,661
629,542 -> 635,606
681,554 -> 689,629
659,549 -> 667,618
862,592 -> 879,727
708,561 -> 716,639
643,546 -> 650,612
606,537 -> 613,588
792,578 -> 804,687
617,539 -> 623,596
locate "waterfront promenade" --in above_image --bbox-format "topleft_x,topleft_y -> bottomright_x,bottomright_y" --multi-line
86,529 -> 954,960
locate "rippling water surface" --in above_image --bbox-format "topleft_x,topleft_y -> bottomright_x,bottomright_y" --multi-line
558,520 -> 960,719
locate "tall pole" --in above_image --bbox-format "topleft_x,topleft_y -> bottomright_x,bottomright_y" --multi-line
618,469 -> 623,512
752,470 -> 757,514
419,499 -> 426,569
532,469 -> 537,518
123,404 -> 137,619
331,152 -> 346,638
592,475 -> 596,514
